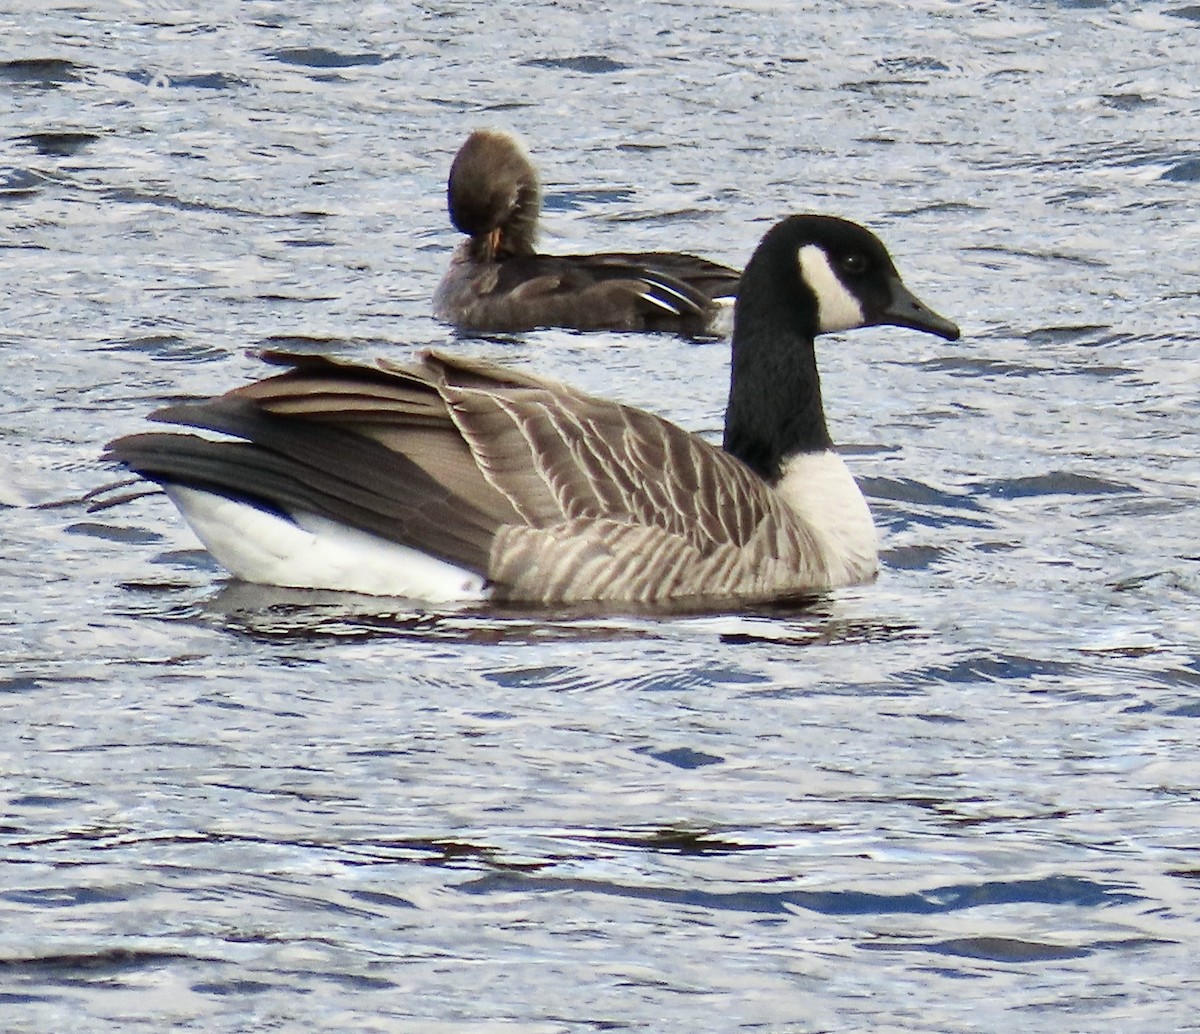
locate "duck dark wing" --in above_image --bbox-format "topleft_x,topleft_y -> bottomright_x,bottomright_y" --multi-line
584,251 -> 740,302
437,252 -> 734,334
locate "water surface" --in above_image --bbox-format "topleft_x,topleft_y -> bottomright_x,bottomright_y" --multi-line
3,2 -> 1200,1031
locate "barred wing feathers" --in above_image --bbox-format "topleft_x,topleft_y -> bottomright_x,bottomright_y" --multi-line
112,351 -> 832,604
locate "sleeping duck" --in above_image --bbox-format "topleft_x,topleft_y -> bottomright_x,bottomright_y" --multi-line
105,214 -> 959,608
432,129 -> 741,335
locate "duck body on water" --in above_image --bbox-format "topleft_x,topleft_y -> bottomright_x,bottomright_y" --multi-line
105,215 -> 959,609
433,130 -> 740,336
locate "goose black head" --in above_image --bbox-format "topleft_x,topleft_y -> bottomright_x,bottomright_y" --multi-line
736,214 -> 960,343
725,215 -> 959,481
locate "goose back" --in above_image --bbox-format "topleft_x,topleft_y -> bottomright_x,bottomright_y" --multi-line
108,350 -> 853,604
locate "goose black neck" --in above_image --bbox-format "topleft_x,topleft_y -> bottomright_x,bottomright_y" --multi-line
722,238 -> 832,483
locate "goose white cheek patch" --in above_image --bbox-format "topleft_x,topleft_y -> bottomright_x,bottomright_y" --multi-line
797,245 -> 865,332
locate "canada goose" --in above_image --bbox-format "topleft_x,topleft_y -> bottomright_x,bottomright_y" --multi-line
432,129 -> 740,335
104,214 -> 959,607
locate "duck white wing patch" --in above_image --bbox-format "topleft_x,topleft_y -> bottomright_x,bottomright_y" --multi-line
636,288 -> 683,315
636,275 -> 703,316
797,245 -> 865,333
164,486 -> 490,601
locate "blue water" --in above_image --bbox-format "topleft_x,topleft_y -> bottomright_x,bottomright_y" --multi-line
3,2 -> 1200,1031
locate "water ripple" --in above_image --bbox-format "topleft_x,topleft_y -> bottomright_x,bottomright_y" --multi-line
460,871 -> 1139,917
5,1 -> 1200,1030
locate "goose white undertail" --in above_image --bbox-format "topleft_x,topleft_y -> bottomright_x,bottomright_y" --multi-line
166,486 -> 491,601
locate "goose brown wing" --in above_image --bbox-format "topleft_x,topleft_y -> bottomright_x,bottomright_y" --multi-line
106,395 -> 500,575
108,351 -> 827,603
421,352 -> 829,601
230,351 -> 524,526
105,352 -> 521,576
242,349 -> 819,574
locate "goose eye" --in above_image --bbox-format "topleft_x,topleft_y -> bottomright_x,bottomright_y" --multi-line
839,253 -> 868,276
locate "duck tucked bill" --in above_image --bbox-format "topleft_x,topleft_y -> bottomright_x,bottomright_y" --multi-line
103,214 -> 960,609
433,129 -> 740,335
